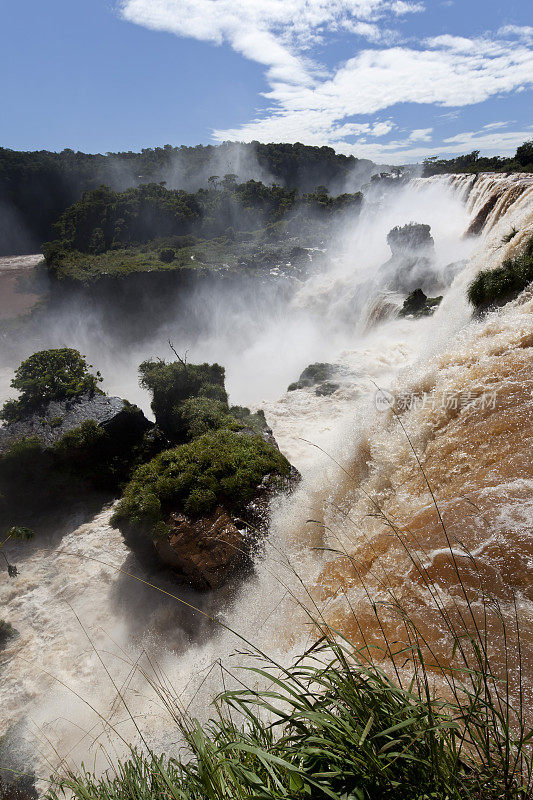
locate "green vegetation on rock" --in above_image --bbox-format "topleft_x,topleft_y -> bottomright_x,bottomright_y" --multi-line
0,426 -> 103,522
111,428 -> 290,532
0,348 -> 102,422
467,234 -> 533,309
0,352 -> 154,530
139,359 -> 227,441
139,358 -> 267,443
177,397 -> 240,440
288,362 -> 339,391
398,288 -> 443,318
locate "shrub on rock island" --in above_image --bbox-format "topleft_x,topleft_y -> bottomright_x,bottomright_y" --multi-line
0,348 -> 102,422
111,428 -> 290,535
398,288 -> 442,318
138,359 -> 268,444
178,397 -> 240,440
139,359 -> 227,441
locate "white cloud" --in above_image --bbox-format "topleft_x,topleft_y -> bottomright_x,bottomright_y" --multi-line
372,121 -> 395,136
390,1 -> 424,14
120,1 -> 533,161
441,128 -> 531,150
409,128 -> 433,141
498,25 -> 533,42
120,0 -> 424,82
334,127 -> 533,163
215,35 -> 532,143
482,121 -> 509,130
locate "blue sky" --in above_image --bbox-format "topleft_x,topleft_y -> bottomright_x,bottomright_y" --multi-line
1,0 -> 531,163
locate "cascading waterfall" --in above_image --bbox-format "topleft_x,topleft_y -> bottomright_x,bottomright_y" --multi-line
0,173 -> 532,788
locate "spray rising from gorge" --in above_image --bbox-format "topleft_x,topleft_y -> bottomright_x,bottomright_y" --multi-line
0,172 -> 532,787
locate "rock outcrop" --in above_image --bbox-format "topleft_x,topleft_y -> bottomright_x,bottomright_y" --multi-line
0,392 -> 153,530
398,288 -> 443,318
154,508 -> 246,591
288,362 -> 344,395
152,465 -> 300,590
380,223 -> 437,293
0,391 -> 151,454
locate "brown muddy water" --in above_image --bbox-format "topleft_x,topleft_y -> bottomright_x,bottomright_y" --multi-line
0,254 -> 44,320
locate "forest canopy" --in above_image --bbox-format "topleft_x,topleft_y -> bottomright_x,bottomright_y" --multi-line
0,142 -> 375,254
422,141 -> 533,176
42,178 -> 364,278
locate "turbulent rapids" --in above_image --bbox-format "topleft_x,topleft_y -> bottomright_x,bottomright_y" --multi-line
0,173 -> 532,787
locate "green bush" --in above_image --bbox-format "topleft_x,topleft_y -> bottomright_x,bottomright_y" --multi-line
398,289 -> 442,318
178,398 -> 269,440
229,405 -> 268,434
112,428 -> 290,532
178,397 -> 240,439
139,359 -> 227,441
0,434 -> 82,524
0,348 -> 102,422
467,235 -> 533,309
0,418 -> 145,528
0,436 -> 50,485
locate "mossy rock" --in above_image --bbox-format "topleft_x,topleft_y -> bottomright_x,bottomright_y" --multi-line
315,381 -> 340,396
112,428 -> 291,536
467,234 -> 533,310
0,396 -> 153,530
398,289 -> 442,318
288,362 -> 340,391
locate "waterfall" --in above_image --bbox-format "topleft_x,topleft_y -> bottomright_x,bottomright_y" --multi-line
1,173 -> 532,788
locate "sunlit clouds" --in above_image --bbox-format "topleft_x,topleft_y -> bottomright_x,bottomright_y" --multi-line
120,1 -> 533,161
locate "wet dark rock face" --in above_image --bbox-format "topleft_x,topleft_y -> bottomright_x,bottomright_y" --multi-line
0,392 -> 151,454
380,223 -> 438,294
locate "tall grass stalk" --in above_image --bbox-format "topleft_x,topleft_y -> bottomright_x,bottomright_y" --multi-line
41,425 -> 533,800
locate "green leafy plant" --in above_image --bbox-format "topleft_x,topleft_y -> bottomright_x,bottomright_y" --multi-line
5,526 -> 34,541
467,234 -> 533,309
0,348 -> 102,422
178,396 -> 240,439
